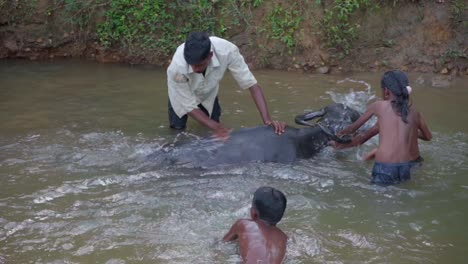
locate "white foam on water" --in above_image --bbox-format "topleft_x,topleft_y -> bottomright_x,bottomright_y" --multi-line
33,183 -> 84,204
22,134 -> 41,142
336,231 -> 376,249
105,259 -> 126,264
327,78 -> 376,114
288,230 -> 322,258
74,245 -> 95,256
4,219 -> 34,237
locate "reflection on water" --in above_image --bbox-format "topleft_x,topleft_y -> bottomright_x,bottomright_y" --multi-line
0,60 -> 467,263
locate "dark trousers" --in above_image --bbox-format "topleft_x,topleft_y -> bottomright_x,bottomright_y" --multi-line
371,157 -> 422,185
168,97 -> 221,130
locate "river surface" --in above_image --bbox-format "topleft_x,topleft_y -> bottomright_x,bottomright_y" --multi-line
0,60 -> 467,264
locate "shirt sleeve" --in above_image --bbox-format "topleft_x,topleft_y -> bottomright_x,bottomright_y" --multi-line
167,68 -> 198,118
227,46 -> 257,90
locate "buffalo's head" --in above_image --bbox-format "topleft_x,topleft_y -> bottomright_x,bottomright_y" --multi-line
295,103 -> 361,144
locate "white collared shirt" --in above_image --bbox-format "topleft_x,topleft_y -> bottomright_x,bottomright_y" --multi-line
167,37 -> 257,118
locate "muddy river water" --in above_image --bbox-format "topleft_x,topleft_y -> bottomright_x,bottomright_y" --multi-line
0,60 -> 467,263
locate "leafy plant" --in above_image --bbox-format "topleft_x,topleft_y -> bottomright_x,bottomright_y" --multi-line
96,0 -> 257,57
0,0 -> 37,25
442,48 -> 467,62
253,0 -> 263,8
319,0 -> 371,54
266,4 -> 302,53
97,0 -> 217,55
54,0 -> 106,31
450,0 -> 466,26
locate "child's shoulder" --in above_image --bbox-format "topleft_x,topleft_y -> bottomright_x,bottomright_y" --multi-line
367,100 -> 387,110
370,99 -> 387,106
409,106 -> 422,118
234,218 -> 255,228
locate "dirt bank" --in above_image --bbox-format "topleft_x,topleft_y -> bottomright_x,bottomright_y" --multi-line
0,1 -> 466,77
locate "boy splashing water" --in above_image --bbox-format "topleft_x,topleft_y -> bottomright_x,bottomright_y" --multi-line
223,187 -> 287,264
333,70 -> 432,185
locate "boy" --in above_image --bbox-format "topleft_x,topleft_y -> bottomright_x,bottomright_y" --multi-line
223,186 -> 287,264
333,70 -> 432,185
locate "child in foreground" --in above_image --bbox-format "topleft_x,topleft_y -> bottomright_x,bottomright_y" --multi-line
333,70 -> 432,185
223,186 -> 287,264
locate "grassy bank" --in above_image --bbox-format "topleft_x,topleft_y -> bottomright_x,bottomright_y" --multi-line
0,0 -> 466,73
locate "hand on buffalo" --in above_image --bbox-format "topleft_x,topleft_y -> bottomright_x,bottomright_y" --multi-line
266,120 -> 286,135
212,125 -> 231,141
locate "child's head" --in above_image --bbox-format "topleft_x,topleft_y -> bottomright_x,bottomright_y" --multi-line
251,186 -> 287,225
381,70 -> 411,123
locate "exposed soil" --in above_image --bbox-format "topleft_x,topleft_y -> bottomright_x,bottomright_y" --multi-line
1,1 -> 466,79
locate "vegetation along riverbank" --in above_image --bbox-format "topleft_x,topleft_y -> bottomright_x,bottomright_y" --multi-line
0,0 -> 466,76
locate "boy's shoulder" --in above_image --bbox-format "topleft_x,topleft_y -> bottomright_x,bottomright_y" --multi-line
370,99 -> 387,106
232,218 -> 255,229
367,100 -> 387,111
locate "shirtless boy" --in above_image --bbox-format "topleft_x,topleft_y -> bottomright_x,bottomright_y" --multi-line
334,70 -> 432,185
223,186 -> 287,264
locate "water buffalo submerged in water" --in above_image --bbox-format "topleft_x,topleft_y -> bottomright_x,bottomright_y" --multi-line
151,103 -> 361,167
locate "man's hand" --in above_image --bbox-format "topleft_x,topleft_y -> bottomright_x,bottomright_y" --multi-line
212,124 -> 231,141
266,120 -> 286,135
188,109 -> 231,141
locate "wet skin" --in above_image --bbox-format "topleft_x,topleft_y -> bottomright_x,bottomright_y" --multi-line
223,209 -> 287,264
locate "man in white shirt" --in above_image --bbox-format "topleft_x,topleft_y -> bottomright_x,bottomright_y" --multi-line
167,32 -> 285,139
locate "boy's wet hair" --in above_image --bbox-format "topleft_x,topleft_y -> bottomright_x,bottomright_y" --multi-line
381,70 -> 411,123
252,187 -> 287,225
183,32 -> 211,65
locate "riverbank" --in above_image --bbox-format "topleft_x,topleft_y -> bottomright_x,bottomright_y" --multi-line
0,1 -> 466,76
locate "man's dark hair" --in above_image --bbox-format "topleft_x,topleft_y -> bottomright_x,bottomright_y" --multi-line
252,186 -> 287,225
381,70 -> 411,123
183,32 -> 211,65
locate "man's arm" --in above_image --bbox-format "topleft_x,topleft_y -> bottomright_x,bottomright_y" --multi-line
249,84 -> 286,135
417,112 -> 432,141
223,220 -> 242,242
226,44 -> 285,135
168,67 -> 230,140
188,109 -> 230,140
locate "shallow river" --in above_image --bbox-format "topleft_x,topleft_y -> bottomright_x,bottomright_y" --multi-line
0,60 -> 467,264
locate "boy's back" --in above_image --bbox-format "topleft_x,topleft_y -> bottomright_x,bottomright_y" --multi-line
374,100 -> 422,163
224,219 -> 287,264
224,186 -> 288,264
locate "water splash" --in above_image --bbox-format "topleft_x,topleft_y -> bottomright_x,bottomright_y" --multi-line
327,78 -> 376,113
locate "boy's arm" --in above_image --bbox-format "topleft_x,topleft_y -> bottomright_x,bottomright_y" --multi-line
417,112 -> 432,141
223,220 -> 242,242
338,103 -> 377,136
333,123 -> 379,149
363,148 -> 378,161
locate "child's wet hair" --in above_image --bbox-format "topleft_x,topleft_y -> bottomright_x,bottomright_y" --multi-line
252,186 -> 287,225
381,70 -> 411,123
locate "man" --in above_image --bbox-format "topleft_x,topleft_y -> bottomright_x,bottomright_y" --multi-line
167,32 -> 285,139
